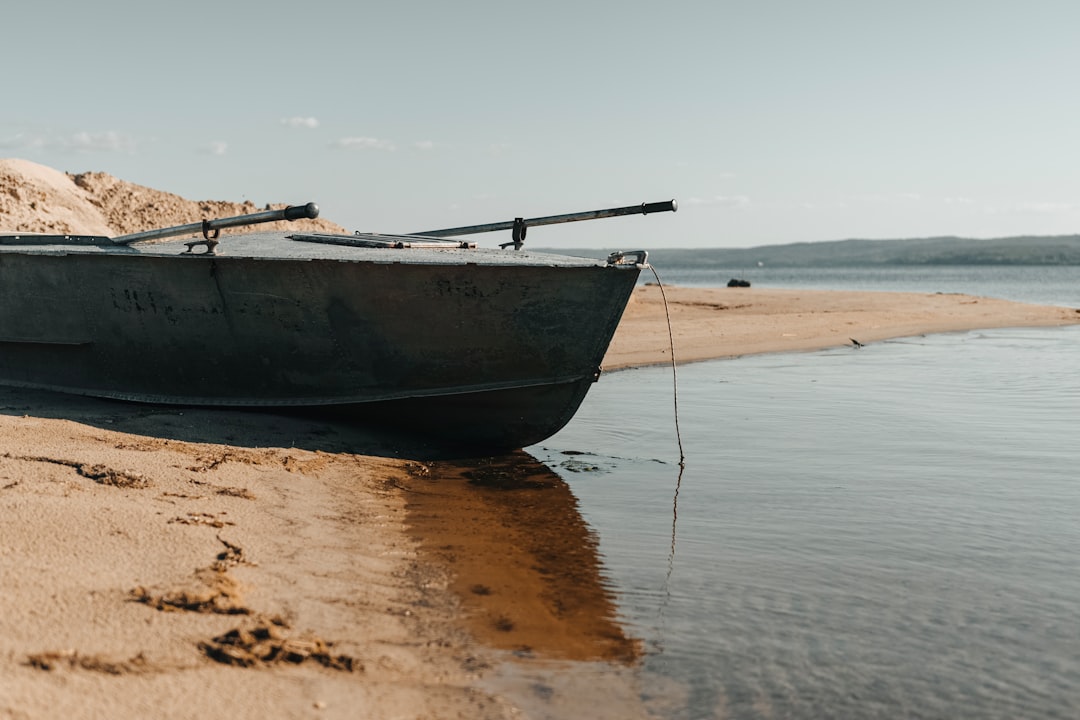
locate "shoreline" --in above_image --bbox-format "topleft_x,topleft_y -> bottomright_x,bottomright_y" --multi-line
3,286 -> 1079,718
603,285 -> 1080,370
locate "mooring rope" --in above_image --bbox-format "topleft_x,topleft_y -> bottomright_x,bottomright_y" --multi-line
661,462 -> 684,613
650,265 -> 685,628
649,265 -> 685,467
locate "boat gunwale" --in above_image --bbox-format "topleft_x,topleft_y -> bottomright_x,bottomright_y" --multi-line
0,232 -> 638,270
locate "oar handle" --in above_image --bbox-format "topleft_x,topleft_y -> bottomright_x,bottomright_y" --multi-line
111,202 -> 320,245
638,200 -> 679,215
411,199 -> 678,238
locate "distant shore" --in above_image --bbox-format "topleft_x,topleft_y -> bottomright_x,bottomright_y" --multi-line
3,285 -> 1079,719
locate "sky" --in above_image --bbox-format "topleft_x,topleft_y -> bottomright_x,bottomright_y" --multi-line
4,0 -> 1080,249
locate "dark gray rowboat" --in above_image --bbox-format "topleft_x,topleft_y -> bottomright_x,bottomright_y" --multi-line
0,201 -> 669,451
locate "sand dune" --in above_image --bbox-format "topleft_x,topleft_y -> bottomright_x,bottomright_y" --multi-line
0,158 -> 346,237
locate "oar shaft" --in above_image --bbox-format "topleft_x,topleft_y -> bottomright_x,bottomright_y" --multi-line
111,202 -> 320,245
412,199 -> 677,238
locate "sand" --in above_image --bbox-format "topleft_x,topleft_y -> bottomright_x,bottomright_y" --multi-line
0,158 -> 346,237
604,284 -> 1080,369
0,398 -> 519,719
3,158 -> 1080,718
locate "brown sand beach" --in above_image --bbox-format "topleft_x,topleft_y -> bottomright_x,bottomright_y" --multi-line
2,159 -> 1079,718
604,283 -> 1080,369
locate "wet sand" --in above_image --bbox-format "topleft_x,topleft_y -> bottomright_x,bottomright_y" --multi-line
3,287 -> 1079,718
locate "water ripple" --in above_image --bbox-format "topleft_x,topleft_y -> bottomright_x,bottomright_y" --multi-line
539,326 -> 1080,719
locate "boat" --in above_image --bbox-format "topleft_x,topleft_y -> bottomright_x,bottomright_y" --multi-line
0,200 -> 675,451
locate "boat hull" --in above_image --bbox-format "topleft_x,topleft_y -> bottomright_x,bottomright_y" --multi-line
0,243 -> 639,450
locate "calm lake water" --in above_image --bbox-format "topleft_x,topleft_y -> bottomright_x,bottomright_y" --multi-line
528,265 -> 1080,719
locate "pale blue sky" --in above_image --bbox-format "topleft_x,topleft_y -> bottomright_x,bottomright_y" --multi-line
4,1 -> 1079,248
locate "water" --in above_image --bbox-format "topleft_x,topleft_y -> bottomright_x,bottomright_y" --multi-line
529,265 -> 1080,719
654,263 -> 1080,308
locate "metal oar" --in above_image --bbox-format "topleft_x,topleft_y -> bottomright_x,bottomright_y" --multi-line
111,202 -> 320,246
411,199 -> 677,249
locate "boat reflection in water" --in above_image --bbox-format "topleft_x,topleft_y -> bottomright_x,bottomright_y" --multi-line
400,451 -> 640,664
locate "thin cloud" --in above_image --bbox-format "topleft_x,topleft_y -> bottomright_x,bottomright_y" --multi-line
983,201 -> 1076,215
685,194 -> 750,208
413,140 -> 435,151
63,131 -> 136,153
281,116 -> 319,129
200,141 -> 228,156
331,137 -> 396,151
800,200 -> 849,210
0,131 -> 135,153
0,133 -> 45,150
1015,201 -> 1074,214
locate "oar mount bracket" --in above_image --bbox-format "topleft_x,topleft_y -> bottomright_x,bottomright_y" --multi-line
498,218 -> 527,250
183,220 -> 221,255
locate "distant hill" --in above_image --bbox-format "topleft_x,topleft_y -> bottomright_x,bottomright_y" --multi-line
545,235 -> 1080,267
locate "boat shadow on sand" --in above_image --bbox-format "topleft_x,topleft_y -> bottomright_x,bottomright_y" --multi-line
0,385 -> 641,666
0,385 -> 496,460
